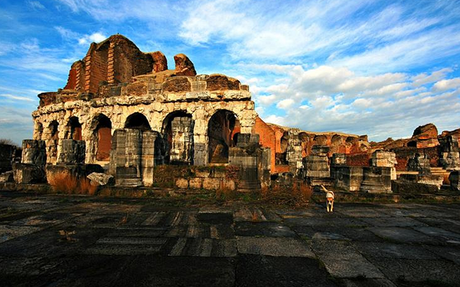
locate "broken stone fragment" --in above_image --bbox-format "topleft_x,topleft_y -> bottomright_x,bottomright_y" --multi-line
87,172 -> 114,186
174,54 -> 197,76
149,51 -> 168,73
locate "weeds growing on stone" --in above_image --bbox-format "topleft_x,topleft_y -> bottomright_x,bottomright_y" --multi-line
48,172 -> 98,195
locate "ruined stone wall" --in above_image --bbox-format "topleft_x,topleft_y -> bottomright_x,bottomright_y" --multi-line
392,146 -> 440,171
33,74 -> 256,166
254,117 -> 276,173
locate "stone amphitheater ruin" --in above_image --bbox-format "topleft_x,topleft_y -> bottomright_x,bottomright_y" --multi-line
2,34 -> 460,193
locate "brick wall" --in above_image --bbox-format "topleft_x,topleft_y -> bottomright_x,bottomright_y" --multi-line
346,153 -> 371,167
254,117 -> 276,173
392,146 -> 440,170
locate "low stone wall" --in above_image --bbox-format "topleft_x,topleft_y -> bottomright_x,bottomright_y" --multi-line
151,165 -> 239,191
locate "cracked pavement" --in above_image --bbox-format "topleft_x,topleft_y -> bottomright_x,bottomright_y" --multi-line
1,191 -> 460,286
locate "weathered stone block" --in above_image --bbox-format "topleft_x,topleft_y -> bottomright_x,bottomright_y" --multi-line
21,140 -> 46,166
407,153 -> 431,175
203,178 -> 221,190
303,154 -> 330,182
87,172 -> 114,186
440,152 -> 460,171
141,130 -> 157,187
333,166 -> 363,192
371,150 -> 397,180
391,180 -> 440,194
195,169 -> 210,178
331,153 -> 347,167
13,163 -> 46,184
311,145 -> 330,156
58,139 -> 85,164
224,180 -> 236,191
175,178 -> 189,189
169,117 -> 193,164
360,167 -> 392,193
189,177 -> 203,189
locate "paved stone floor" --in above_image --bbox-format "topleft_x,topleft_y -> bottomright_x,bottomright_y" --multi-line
1,191 -> 460,287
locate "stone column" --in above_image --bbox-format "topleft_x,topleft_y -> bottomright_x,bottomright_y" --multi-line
303,145 -> 330,185
110,129 -> 143,187
439,135 -> 460,170
170,117 -> 193,164
360,167 -> 392,193
286,129 -> 303,174
13,140 -> 47,184
57,139 -> 86,165
371,150 -> 397,180
141,130 -> 156,187
407,153 -> 431,175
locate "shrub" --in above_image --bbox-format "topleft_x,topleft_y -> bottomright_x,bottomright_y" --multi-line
48,171 -> 98,195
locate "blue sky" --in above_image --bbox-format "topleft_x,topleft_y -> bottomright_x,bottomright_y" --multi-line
1,0 -> 460,145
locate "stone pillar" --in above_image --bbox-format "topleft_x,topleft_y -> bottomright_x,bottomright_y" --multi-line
407,153 -> 431,175
371,150 -> 397,180
439,135 -> 460,170
303,145 -> 330,185
110,129 -> 143,187
57,139 -> 85,164
21,140 -> 47,165
360,167 -> 392,193
330,153 -> 363,192
286,129 -> 303,174
170,117 -> 193,164
13,140 -> 47,184
141,130 -> 156,187
229,134 -> 262,191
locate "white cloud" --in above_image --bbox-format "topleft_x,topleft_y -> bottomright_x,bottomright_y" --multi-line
28,1 -> 45,10
411,68 -> 453,87
254,64 -> 460,140
432,78 -> 460,92
276,99 -> 295,110
0,94 -> 35,102
78,32 -> 107,45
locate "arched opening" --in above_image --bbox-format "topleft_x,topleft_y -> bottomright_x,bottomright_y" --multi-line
92,114 -> 112,161
125,113 -> 151,130
67,117 -> 82,140
208,110 -> 239,163
161,111 -> 194,165
48,120 -> 59,162
313,135 -> 327,146
276,131 -> 289,165
331,134 -> 345,154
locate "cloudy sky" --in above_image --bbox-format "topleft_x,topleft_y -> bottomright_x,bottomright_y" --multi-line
1,0 -> 460,144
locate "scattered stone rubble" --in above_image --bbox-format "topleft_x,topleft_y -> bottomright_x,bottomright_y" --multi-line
2,34 -> 459,195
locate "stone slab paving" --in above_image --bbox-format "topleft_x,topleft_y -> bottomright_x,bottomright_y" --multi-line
0,191 -> 460,286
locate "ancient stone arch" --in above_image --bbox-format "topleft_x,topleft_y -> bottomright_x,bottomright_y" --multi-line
125,112 -> 151,131
161,110 -> 194,165
88,114 -> 112,162
66,116 -> 82,140
208,110 -> 239,163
